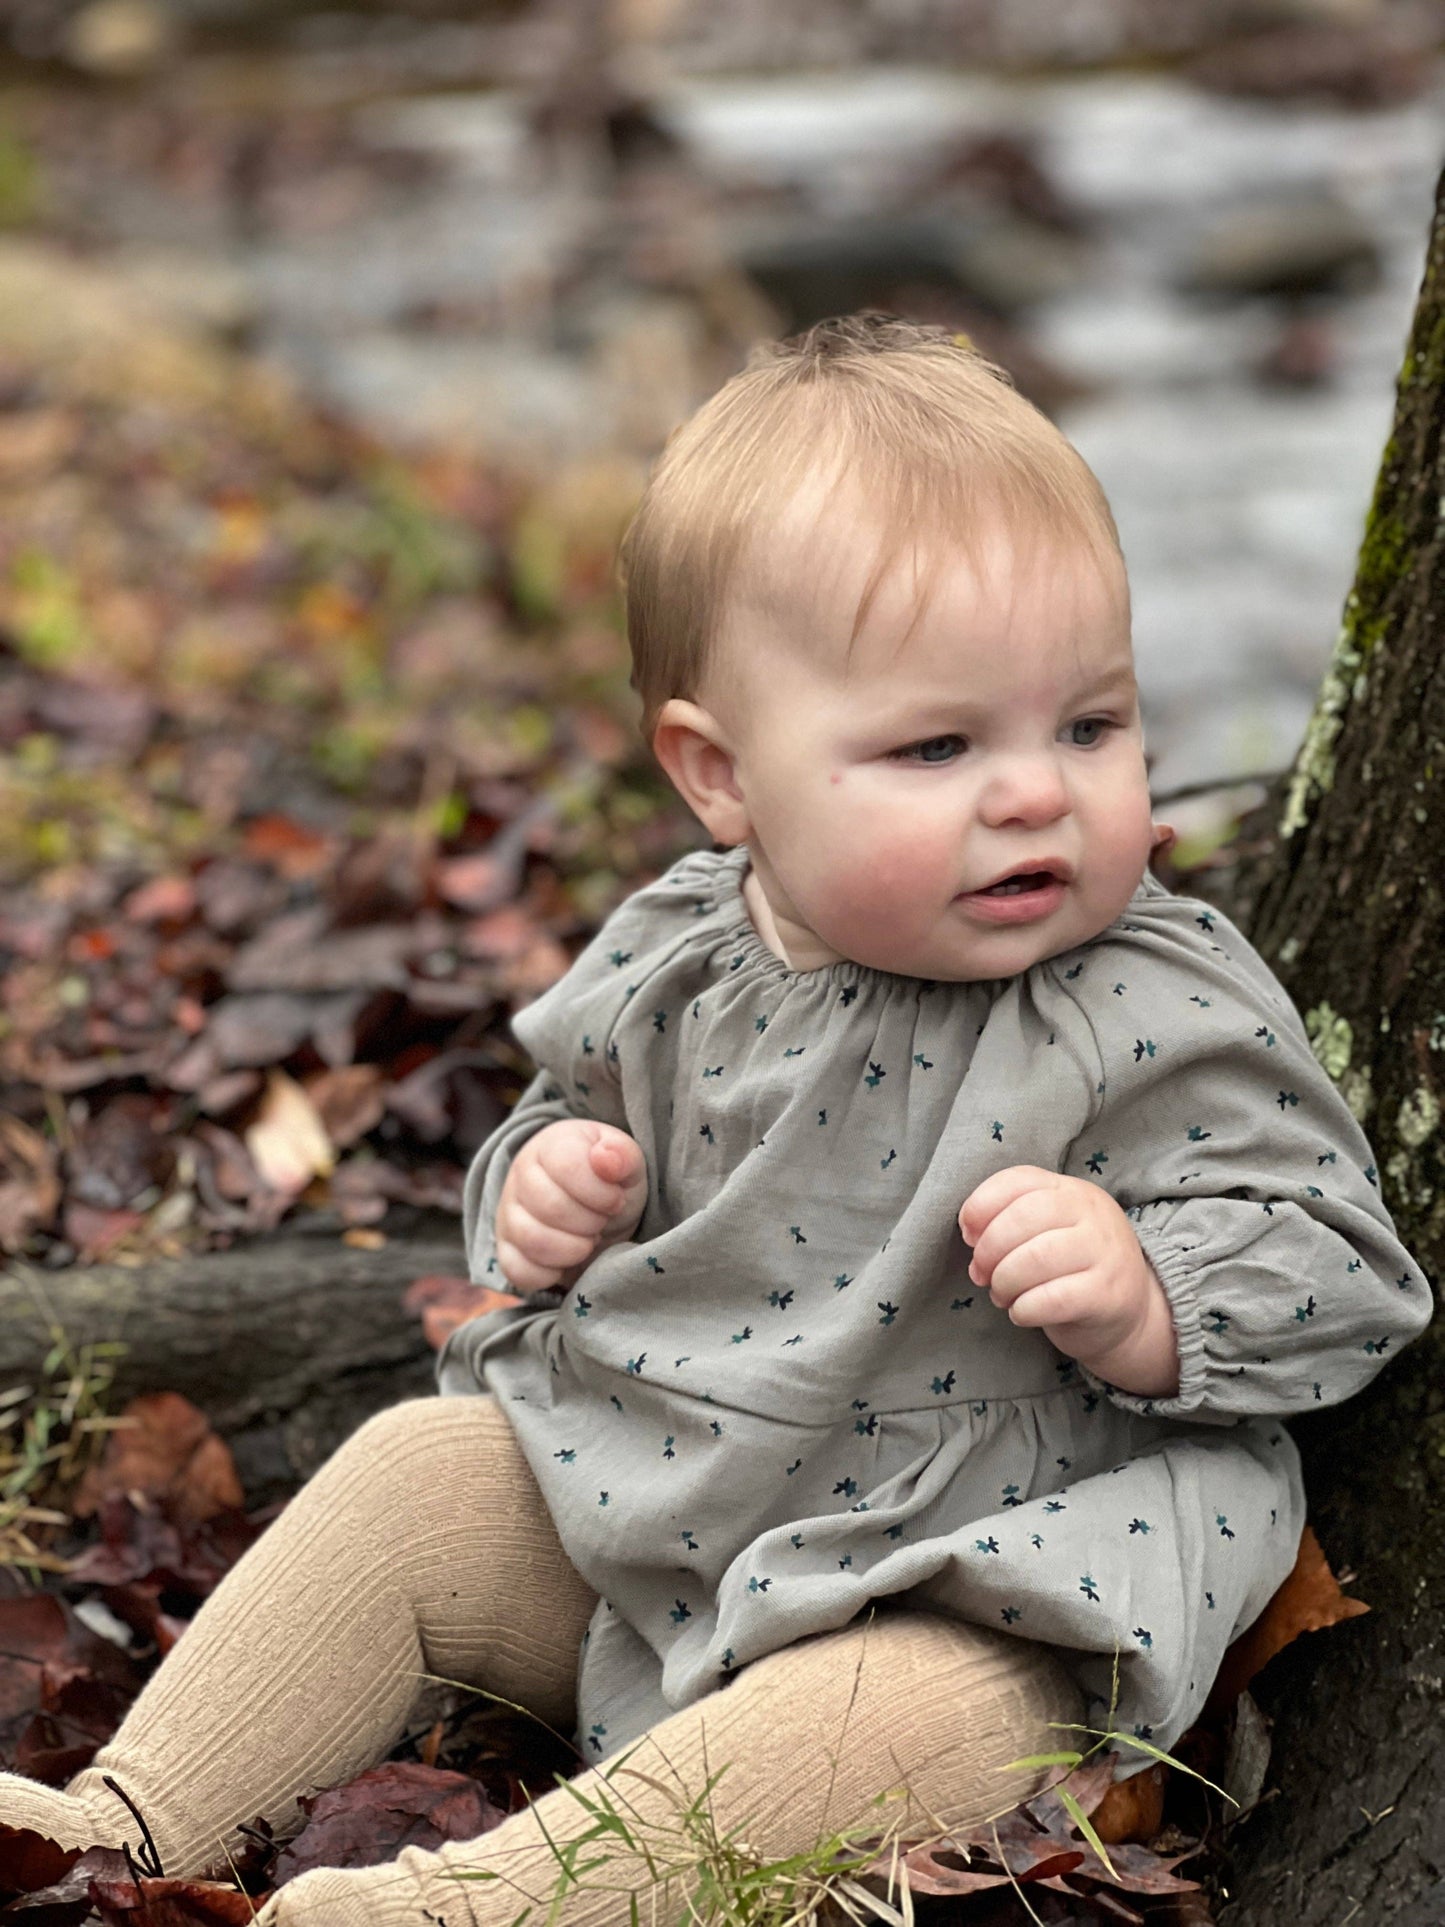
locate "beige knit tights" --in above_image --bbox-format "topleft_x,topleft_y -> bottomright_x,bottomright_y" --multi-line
0,1396 -> 1086,1925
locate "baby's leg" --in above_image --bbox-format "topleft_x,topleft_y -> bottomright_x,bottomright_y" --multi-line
0,1396 -> 596,1877
266,1609 -> 1087,1926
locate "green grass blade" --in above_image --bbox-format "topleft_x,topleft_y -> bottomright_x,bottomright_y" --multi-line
1056,1786 -> 1118,1881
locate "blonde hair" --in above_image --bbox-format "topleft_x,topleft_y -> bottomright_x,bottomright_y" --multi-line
618,312 -> 1124,746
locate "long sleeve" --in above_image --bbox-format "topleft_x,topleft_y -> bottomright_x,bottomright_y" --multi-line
458,851 -> 724,1287
1039,878 -> 1434,1424
461,906 -> 640,1288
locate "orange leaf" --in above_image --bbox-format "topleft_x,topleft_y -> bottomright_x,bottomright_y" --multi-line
1207,1522 -> 1369,1711
73,1392 -> 244,1526
1089,1762 -> 1166,1844
403,1274 -> 521,1349
241,815 -> 336,881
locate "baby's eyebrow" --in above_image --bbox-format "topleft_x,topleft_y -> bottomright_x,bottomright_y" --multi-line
880,666 -> 1136,727
1072,666 -> 1137,701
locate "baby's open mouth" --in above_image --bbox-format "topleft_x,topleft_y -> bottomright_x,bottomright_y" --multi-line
974,872 -> 1060,898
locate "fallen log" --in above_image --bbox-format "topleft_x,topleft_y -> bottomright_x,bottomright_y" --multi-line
0,1208 -> 465,1501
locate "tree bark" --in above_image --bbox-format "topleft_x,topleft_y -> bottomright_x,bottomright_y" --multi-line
1198,165 -> 1445,1924
0,1209 -> 462,1503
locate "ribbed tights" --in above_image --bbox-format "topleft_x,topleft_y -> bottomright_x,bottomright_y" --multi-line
0,1396 -> 1085,1924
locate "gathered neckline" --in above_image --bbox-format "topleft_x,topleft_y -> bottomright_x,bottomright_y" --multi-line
703,842 -> 1161,995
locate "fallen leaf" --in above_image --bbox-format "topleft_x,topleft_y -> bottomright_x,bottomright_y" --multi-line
72,1394 -> 244,1526
244,1070 -> 334,1195
402,1275 -> 521,1349
65,1499 -> 267,1647
1207,1523 -> 1369,1712
303,1064 -> 386,1149
867,1757 -> 1205,1914
1088,1762 -> 1167,1845
341,1227 -> 386,1250
241,814 -> 336,881
435,853 -> 510,915
61,1204 -> 145,1263
271,1761 -> 506,1886
89,1871 -> 259,1924
0,1841 -> 131,1922
459,903 -> 541,961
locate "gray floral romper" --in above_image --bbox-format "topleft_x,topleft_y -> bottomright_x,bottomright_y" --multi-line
438,842 -> 1432,1782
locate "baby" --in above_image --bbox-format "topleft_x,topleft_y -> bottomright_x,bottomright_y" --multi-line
441,312 -> 1433,1777
0,315 -> 1431,1926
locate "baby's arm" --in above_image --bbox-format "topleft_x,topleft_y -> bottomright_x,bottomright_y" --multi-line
1035,903 -> 1433,1423
461,891 -> 651,1294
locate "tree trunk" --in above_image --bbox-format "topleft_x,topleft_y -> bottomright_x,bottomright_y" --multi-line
0,1209 -> 462,1503
1198,166 -> 1445,1924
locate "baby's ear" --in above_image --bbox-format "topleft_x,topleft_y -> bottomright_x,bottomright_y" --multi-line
651,699 -> 749,844
1150,821 -> 1177,858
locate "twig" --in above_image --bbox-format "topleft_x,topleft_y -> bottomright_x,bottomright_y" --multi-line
102,1774 -> 165,1878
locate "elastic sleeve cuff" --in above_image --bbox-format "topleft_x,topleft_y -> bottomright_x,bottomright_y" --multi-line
1076,1217 -> 1215,1421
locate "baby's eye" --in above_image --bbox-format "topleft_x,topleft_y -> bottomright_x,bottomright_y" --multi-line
1068,717 -> 1116,748
888,735 -> 967,765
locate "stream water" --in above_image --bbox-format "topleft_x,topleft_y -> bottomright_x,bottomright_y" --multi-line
68,52 -> 1445,821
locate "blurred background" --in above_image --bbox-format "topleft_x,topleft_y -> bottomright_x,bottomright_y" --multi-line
0,0 -> 1442,1266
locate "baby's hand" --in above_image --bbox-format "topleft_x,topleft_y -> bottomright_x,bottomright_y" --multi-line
959,1165 -> 1174,1390
495,1120 -> 648,1294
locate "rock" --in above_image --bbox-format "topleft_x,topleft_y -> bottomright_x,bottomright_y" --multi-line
734,207 -> 1091,327
1177,194 -> 1382,301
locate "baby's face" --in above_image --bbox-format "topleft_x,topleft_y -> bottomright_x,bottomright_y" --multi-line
710,504 -> 1155,983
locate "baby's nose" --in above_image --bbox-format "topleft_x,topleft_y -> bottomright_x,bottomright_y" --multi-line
977,757 -> 1071,828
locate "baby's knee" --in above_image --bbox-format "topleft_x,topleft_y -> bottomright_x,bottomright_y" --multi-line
726,1609 -> 1083,1778
332,1394 -> 508,1474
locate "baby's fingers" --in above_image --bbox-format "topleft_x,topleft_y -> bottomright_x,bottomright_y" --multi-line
514,1151 -> 617,1238
526,1129 -> 619,1211
495,1200 -> 597,1292
1005,1273 -> 1098,1329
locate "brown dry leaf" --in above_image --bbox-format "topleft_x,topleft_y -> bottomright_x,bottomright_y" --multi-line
241,813 -> 337,881
423,1276 -> 520,1346
0,1839 -> 131,1917
72,1392 -> 244,1526
1207,1522 -> 1369,1711
244,1069 -> 334,1194
89,1871 -> 259,1925
304,1064 -> 386,1149
1089,1762 -> 1167,1845
402,1275 -> 522,1350
62,1202 -> 146,1262
872,1756 -> 1204,1911
272,1762 -> 506,1887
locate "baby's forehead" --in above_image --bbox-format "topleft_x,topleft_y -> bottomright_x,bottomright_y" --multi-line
732,486 -> 1130,680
